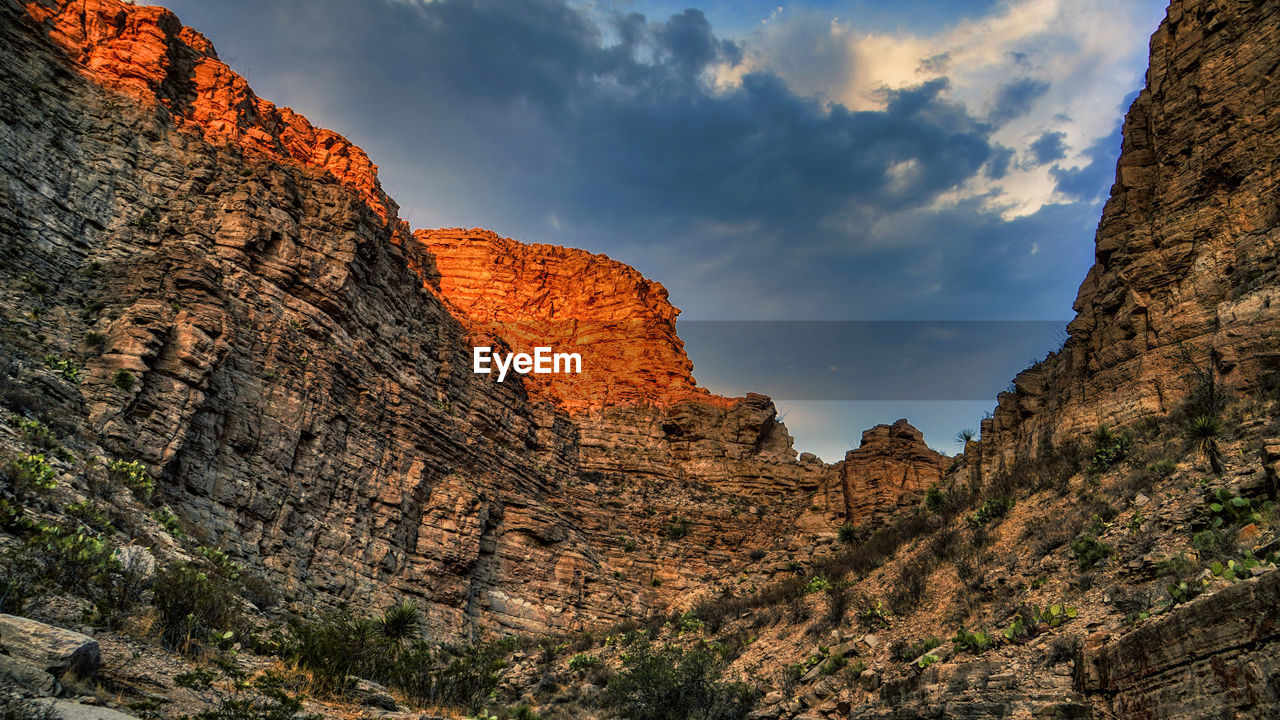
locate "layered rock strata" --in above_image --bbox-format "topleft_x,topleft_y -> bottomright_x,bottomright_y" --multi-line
974,0 -> 1280,477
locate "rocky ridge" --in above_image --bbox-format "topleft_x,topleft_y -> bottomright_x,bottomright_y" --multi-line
0,0 -> 947,646
972,0 -> 1280,479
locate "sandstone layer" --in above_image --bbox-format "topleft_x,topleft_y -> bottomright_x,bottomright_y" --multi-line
972,0 -> 1280,477
1,0 -> 952,642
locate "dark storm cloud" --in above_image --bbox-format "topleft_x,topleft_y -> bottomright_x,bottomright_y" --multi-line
157,0 -> 1121,325
987,77 -> 1050,124
1029,130 -> 1067,164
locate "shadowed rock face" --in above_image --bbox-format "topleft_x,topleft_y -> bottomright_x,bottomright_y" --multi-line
973,0 -> 1280,478
837,419 -> 947,524
1,0 -> 951,639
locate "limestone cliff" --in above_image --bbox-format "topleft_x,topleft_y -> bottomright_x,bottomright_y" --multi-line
0,0 -> 950,643
974,0 -> 1280,476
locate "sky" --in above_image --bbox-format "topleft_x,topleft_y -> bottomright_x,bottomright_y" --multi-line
156,0 -> 1169,460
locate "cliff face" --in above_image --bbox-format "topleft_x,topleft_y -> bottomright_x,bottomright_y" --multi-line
2,0 -> 636,639
835,419 -> 948,524
975,0 -> 1280,476
1,0 -> 951,641
417,228 -> 720,413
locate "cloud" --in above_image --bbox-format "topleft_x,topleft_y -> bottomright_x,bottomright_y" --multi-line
987,77 -> 1049,124
1029,130 -> 1067,164
156,0 -> 1154,331
736,0 -> 1165,217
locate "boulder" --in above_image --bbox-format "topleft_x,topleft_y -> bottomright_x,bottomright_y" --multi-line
0,615 -> 100,678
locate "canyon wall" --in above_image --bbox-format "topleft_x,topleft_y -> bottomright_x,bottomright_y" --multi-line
1,0 -> 949,641
974,0 -> 1280,477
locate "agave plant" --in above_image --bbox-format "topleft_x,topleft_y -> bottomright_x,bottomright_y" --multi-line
1185,415 -> 1224,475
378,601 -> 422,646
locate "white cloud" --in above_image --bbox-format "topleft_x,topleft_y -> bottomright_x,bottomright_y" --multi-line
722,0 -> 1165,217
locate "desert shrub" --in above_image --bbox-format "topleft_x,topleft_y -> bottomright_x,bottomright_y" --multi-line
888,563 -> 929,615
1192,528 -> 1236,557
1045,634 -> 1082,666
1203,488 -> 1265,528
377,601 -> 421,646
112,369 -> 135,391
17,417 -> 57,449
802,574 -> 831,594
1088,426 -> 1131,475
890,637 -> 941,663
152,506 -> 185,538
42,356 -> 81,383
924,484 -> 945,513
285,610 -> 514,711
837,522 -> 858,543
175,661 -> 320,720
33,522 -> 118,596
569,653 -> 603,672
857,598 -> 891,629
7,452 -> 57,492
605,638 -> 756,720
152,561 -> 242,651
107,459 -> 153,499
1071,535 -> 1112,571
951,628 -> 994,655
748,548 -> 766,561
967,497 -> 1014,526
1185,415 -> 1224,474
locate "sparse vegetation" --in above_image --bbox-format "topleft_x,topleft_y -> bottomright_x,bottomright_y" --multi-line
1071,535 -> 1112,571
605,638 -> 757,720
112,368 -> 136,391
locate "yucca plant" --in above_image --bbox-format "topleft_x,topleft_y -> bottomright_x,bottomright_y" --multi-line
1185,415 -> 1224,475
378,601 -> 421,647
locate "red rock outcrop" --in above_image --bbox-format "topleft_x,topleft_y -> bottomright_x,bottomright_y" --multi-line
416,228 -> 728,413
23,0 -> 395,220
971,0 -> 1280,477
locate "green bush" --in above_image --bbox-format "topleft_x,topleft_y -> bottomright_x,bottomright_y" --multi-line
17,418 -> 57,450
951,628 -> 994,655
152,506 -> 185,538
284,610 -> 514,712
1088,426 -> 1130,474
890,637 -> 941,663
837,522 -> 858,543
1070,535 -> 1112,570
1204,488 -> 1265,527
966,497 -> 1014,526
802,574 -> 831,594
42,356 -> 81,383
175,661 -> 321,720
569,652 -> 603,672
152,561 -> 242,650
107,459 -> 153,499
9,452 -> 57,491
112,369 -> 136,391
605,638 -> 756,720
924,484 -> 945,513
1185,415 -> 1224,474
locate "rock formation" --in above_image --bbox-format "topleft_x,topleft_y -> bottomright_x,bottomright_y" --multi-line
417,228 -> 721,412
1,0 -> 952,642
835,419 -> 948,524
972,0 -> 1280,477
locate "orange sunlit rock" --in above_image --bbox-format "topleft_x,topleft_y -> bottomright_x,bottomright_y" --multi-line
24,0 -> 394,220
416,228 -> 734,413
